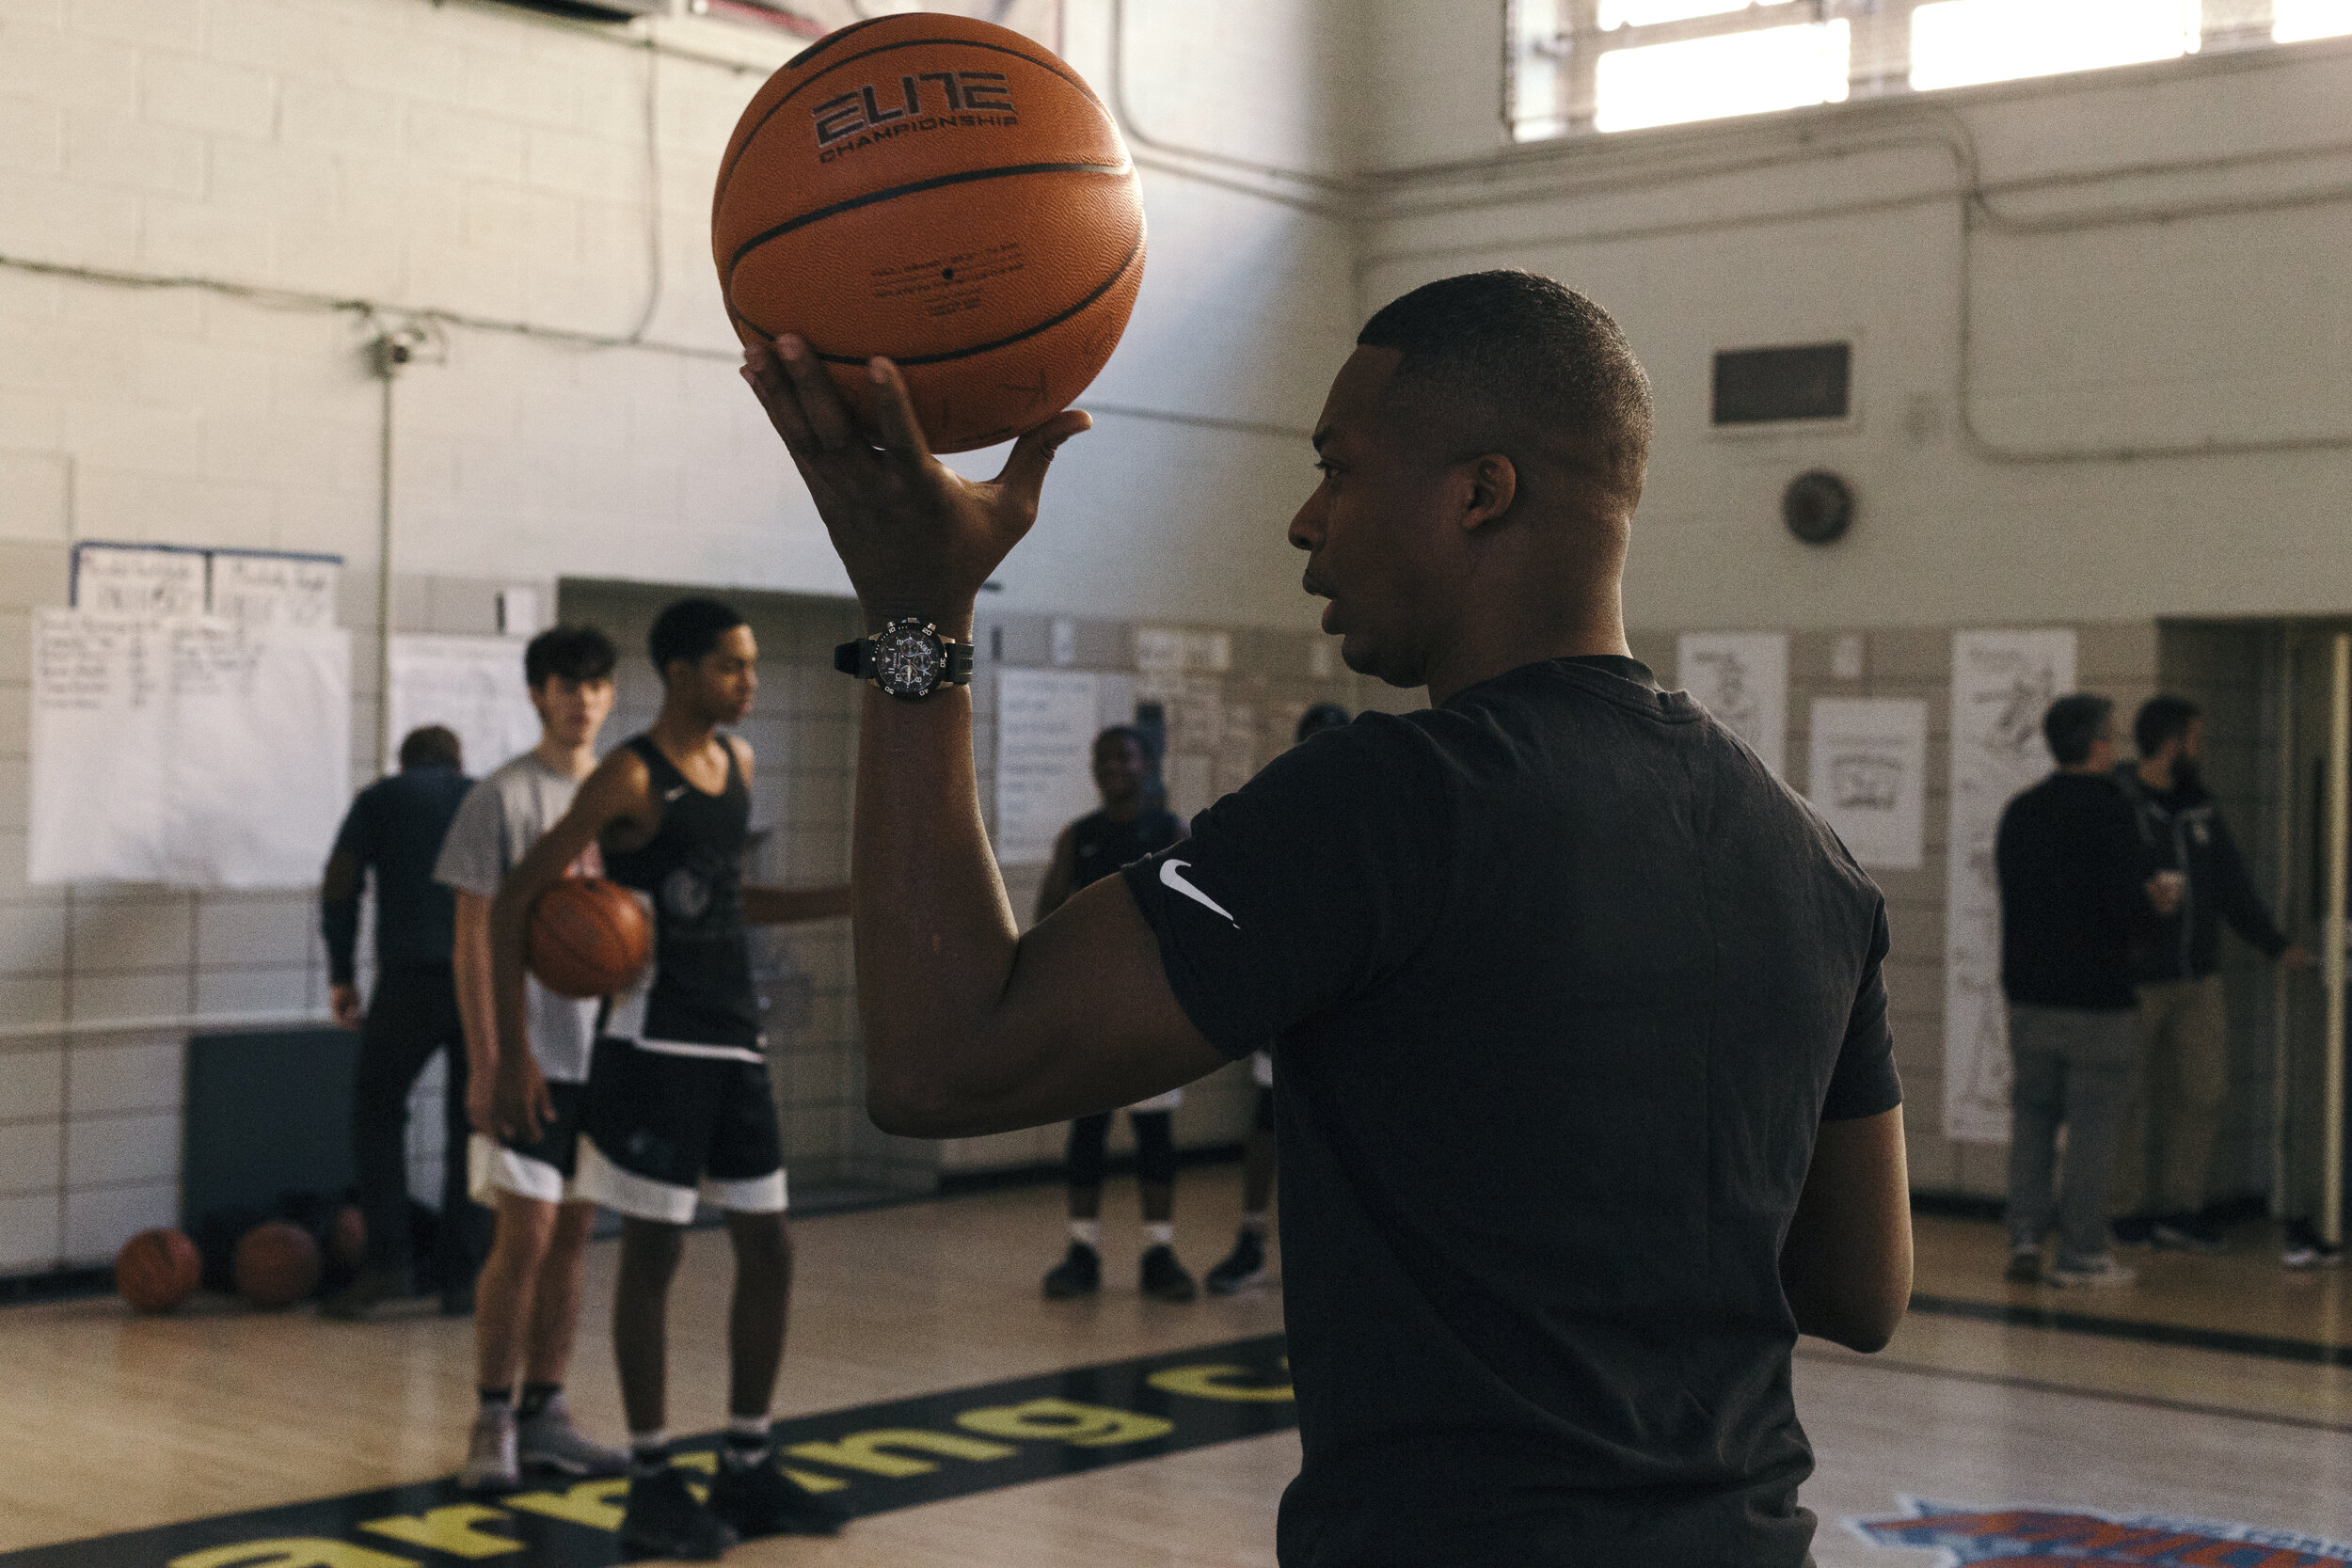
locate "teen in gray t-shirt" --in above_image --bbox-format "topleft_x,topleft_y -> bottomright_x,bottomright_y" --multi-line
436,753 -> 599,1084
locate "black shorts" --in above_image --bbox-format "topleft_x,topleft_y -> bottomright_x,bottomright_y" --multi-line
576,1038 -> 787,1224
468,1079 -> 588,1205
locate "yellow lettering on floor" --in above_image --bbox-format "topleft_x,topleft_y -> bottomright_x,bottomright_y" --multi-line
167,1541 -> 420,1568
1147,1364 -> 1296,1402
957,1398 -> 1175,1448
666,1446 -> 848,1494
785,1429 -> 1018,1478
356,1504 -> 524,1559
505,1478 -> 628,1532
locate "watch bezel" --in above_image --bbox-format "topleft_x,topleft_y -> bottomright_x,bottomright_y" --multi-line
871,617 -> 948,700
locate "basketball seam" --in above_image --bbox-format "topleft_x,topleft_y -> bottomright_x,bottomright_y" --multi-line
714,33 -> 1111,214
742,228 -> 1145,371
727,160 -> 1133,276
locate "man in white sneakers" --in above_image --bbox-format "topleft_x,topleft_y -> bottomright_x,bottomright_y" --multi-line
435,625 -> 628,1492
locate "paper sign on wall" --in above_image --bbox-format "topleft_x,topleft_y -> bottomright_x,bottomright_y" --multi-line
1677,631 -> 1790,776
1807,698 -> 1928,870
211,551 -> 340,627
1943,628 -> 2077,1143
71,546 -> 207,617
386,636 -> 542,782
995,669 -> 1103,865
29,610 -> 351,888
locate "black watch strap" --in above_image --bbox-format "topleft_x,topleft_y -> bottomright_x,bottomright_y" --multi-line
832,632 -> 976,691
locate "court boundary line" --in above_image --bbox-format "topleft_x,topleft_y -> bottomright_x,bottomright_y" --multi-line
1905,1291 -> 2352,1367
1797,1347 -> 2352,1435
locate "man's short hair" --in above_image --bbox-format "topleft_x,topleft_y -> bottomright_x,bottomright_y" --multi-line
2042,694 -> 2114,768
1296,703 -> 1350,743
1095,724 -> 1151,760
648,596 -> 746,678
1356,271 -> 1653,503
399,724 -> 462,771
525,624 -> 617,689
2135,694 -> 2201,758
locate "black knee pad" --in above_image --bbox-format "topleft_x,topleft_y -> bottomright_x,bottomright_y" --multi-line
1254,1086 -> 1276,1132
1131,1110 -> 1177,1186
1066,1112 -> 1112,1188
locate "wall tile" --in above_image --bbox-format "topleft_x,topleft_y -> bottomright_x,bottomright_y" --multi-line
63,1179 -> 173,1263
0,1117 -> 61,1194
0,1192 -> 59,1269
64,1109 -> 176,1187
66,1036 -> 180,1115
70,895 -> 193,973
0,1045 -> 63,1120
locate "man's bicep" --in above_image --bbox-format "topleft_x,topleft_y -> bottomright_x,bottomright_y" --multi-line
935,876 -> 1228,1136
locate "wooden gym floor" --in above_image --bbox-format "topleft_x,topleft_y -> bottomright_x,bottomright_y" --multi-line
2,1170 -> 2348,1565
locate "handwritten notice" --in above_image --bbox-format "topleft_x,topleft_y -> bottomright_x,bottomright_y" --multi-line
995,669 -> 1103,865
1807,698 -> 1929,870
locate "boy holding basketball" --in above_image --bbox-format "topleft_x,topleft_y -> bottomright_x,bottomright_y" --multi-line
434,625 -> 627,1494
488,597 -> 852,1560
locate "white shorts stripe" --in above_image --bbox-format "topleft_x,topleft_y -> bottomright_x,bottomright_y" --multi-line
573,1135 -> 788,1225
468,1133 -> 570,1207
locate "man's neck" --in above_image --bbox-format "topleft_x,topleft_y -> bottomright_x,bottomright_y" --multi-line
531,733 -> 598,781
648,702 -> 719,762
1425,622 -> 1630,706
2058,763 -> 2106,777
2137,756 -> 2176,792
1101,797 -> 1143,824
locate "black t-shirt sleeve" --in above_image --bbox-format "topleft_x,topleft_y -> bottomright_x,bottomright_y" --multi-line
1820,900 -> 1902,1121
1121,716 -> 1453,1060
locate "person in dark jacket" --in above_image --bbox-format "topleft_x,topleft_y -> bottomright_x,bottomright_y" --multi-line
1995,694 -> 2174,1288
2110,696 -> 2312,1253
320,724 -> 490,1318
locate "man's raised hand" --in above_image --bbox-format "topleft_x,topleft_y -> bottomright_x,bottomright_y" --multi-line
740,335 -> 1089,626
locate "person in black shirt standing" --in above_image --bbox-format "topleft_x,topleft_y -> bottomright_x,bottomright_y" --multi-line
740,269 -> 1914,1568
320,724 -> 490,1319
1036,726 -> 1195,1303
1994,694 -> 2176,1289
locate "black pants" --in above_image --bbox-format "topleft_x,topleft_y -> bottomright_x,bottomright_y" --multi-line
1067,1109 -> 1177,1188
350,962 -> 490,1287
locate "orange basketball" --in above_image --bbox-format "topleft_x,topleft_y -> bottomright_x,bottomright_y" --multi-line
115,1227 -> 201,1313
713,13 -> 1144,453
327,1204 -> 367,1272
232,1220 -> 321,1310
529,876 -> 652,1000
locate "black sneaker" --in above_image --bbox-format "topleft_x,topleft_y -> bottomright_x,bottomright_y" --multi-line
709,1453 -> 850,1538
2152,1212 -> 2226,1255
2003,1244 -> 2043,1284
1205,1228 -> 1267,1294
1139,1244 -> 1198,1303
618,1466 -> 737,1560
1042,1242 -> 1101,1299
2283,1219 -> 2344,1270
2110,1214 -> 2158,1249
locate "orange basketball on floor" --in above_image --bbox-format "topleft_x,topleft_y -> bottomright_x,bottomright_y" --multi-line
327,1204 -> 367,1272
529,876 -> 652,1000
713,13 -> 1145,453
115,1227 -> 201,1313
232,1221 -> 321,1309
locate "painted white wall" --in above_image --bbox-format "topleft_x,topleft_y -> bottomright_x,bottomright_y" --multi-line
1356,15 -> 2352,631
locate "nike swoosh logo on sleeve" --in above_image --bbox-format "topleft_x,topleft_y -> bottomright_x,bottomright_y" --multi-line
1160,859 -> 1239,927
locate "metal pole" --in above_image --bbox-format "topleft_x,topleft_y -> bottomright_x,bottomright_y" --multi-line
2324,632 -> 2349,1246
373,339 -> 398,776
2271,628 -> 2297,1213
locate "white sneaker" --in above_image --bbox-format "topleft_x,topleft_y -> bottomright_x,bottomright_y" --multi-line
518,1394 -> 628,1478
2047,1255 -> 2137,1289
461,1403 -> 520,1494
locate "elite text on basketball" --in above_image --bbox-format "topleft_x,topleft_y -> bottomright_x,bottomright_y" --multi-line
812,72 -> 1019,161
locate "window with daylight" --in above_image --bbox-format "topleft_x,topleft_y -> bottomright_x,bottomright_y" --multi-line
1509,0 -> 2349,140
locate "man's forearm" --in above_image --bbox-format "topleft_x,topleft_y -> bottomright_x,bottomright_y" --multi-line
852,676 -> 1024,1119
486,891 -> 534,1084
453,942 -> 499,1083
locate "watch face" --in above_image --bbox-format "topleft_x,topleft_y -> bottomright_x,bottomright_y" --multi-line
874,624 -> 943,697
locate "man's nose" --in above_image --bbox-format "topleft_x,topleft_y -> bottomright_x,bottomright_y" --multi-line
1288,493 -> 1323,553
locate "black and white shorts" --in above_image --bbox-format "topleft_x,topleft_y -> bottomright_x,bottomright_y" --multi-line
575,1037 -> 787,1225
468,1079 -> 590,1206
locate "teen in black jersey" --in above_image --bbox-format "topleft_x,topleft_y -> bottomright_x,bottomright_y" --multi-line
489,597 -> 851,1560
1036,727 -> 1194,1303
743,271 -> 1912,1567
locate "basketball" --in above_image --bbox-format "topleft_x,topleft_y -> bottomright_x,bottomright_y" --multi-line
114,1227 -> 201,1314
529,876 -> 653,1000
232,1221 -> 321,1310
327,1204 -> 366,1273
712,13 -> 1145,453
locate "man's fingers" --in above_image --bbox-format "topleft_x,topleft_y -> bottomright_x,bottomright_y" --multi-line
776,335 -> 857,451
863,357 -> 935,467
995,408 -> 1092,504
740,342 -> 818,456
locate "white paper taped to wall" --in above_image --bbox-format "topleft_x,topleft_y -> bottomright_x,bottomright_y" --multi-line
995,669 -> 1103,865
71,546 -> 207,618
1807,697 -> 1929,870
210,551 -> 340,627
29,611 -> 352,888
387,635 -> 541,782
1943,627 -> 2078,1144
1677,631 -> 1790,776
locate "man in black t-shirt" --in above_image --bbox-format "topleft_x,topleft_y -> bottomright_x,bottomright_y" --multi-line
740,270 -> 1914,1567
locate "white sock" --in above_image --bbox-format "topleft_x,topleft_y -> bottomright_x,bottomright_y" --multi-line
724,1412 -> 771,1467
628,1430 -> 670,1476
1145,1221 -> 1174,1247
1069,1219 -> 1101,1247
1241,1211 -> 1268,1235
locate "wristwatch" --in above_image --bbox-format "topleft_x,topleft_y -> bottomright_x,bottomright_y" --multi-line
834,618 -> 975,700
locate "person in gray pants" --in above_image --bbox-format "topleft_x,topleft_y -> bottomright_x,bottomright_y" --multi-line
1994,694 -> 2175,1288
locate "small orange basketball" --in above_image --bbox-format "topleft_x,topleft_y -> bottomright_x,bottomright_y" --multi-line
529,877 -> 652,1000
232,1220 -> 321,1310
327,1204 -> 367,1272
115,1227 -> 201,1313
713,13 -> 1144,452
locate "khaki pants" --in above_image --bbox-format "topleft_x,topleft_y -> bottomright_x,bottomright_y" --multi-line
2110,974 -> 2232,1218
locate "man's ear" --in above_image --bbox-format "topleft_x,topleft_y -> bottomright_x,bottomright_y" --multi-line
1460,452 -> 1518,531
